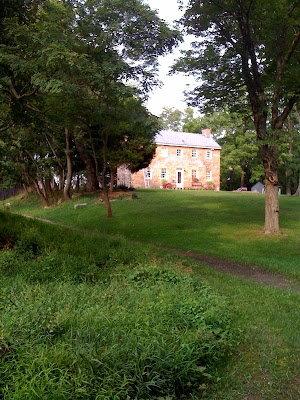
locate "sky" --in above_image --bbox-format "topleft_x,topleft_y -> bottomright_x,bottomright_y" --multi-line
144,0 -> 197,116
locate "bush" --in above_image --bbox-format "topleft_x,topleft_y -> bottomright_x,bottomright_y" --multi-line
204,181 -> 216,190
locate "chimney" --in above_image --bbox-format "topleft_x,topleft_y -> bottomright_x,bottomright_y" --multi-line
202,128 -> 211,137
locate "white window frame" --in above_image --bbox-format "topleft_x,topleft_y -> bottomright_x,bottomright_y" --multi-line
191,149 -> 197,158
205,150 -> 212,160
161,168 -> 167,179
176,149 -> 182,157
145,168 -> 152,179
206,170 -> 212,181
161,148 -> 168,157
192,169 -> 197,180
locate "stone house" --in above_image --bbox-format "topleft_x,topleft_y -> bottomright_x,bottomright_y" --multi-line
117,129 -> 221,190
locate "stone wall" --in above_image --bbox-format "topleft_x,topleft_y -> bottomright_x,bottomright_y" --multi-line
130,145 -> 220,190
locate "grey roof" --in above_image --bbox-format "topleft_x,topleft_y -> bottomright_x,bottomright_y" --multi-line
155,130 -> 221,150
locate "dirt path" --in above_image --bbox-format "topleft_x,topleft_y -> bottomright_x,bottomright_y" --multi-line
23,214 -> 300,293
167,248 -> 300,293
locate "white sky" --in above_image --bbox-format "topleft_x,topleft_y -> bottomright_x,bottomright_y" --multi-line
144,0 -> 198,116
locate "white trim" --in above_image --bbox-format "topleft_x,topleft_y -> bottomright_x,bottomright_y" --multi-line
205,150 -> 212,160
161,168 -> 167,179
157,142 -> 218,150
176,168 -> 184,189
145,168 -> 152,179
206,170 -> 212,181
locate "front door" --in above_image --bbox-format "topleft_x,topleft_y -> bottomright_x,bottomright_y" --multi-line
176,169 -> 184,189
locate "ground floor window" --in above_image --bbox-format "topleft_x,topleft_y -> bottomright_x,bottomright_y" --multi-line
192,169 -> 197,181
145,168 -> 152,179
161,168 -> 167,179
206,170 -> 212,181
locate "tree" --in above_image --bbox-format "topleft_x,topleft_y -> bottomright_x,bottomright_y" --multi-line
182,109 -> 262,189
159,107 -> 183,131
175,0 -> 300,234
0,0 -> 179,213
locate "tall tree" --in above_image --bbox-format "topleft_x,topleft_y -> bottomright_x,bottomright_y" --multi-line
174,0 -> 300,234
159,107 -> 183,131
0,0 -> 179,211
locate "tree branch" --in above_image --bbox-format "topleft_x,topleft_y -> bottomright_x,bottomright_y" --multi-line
275,89 -> 300,130
272,31 -> 300,127
0,122 -> 14,133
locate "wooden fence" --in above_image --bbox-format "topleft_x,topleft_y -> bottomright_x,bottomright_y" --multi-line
0,184 -> 24,201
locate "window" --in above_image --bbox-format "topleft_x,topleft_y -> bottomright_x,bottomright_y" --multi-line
145,168 -> 152,179
192,170 -> 197,181
205,150 -> 212,160
161,168 -> 167,179
161,148 -> 168,157
191,149 -> 197,158
206,170 -> 212,181
176,149 -> 182,157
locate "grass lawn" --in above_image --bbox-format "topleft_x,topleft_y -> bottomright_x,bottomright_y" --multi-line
2,190 -> 300,398
9,189 -> 300,280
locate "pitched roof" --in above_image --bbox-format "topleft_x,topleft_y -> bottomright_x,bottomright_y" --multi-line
155,130 -> 221,150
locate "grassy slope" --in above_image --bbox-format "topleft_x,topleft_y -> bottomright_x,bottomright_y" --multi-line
10,189 -> 300,279
2,191 -> 300,398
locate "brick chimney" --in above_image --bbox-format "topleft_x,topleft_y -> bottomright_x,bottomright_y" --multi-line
202,128 -> 211,137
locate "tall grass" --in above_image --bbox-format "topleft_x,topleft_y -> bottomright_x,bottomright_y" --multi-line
0,212 -> 235,399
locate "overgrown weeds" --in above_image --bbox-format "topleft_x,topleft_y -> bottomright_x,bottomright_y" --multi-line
0,211 -> 236,399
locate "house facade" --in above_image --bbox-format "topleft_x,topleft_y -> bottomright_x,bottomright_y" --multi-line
117,129 -> 221,190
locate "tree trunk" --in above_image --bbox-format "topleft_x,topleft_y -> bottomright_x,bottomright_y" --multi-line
109,167 -> 115,193
103,186 -> 112,218
74,137 -> 99,191
261,144 -> 281,234
24,172 -> 49,206
294,177 -> 300,196
240,167 -> 245,188
285,166 -> 291,196
59,169 -> 65,190
101,128 -> 112,218
76,175 -> 80,192
63,128 -> 72,201
44,178 -> 53,202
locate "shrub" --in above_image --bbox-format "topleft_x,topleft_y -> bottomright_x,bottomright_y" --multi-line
204,181 -> 216,190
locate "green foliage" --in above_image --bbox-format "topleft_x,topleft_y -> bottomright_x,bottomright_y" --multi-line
174,0 -> 300,231
0,212 -> 235,398
0,0 -> 179,206
159,107 -> 184,131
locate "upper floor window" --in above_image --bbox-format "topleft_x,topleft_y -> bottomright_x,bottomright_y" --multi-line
205,150 -> 212,160
191,149 -> 197,158
145,168 -> 152,179
161,168 -> 167,179
161,148 -> 168,157
176,149 -> 182,157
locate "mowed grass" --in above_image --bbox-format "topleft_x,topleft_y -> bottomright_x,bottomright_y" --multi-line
10,189 -> 300,279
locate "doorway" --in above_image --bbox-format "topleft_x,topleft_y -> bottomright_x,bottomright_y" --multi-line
176,169 -> 184,189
